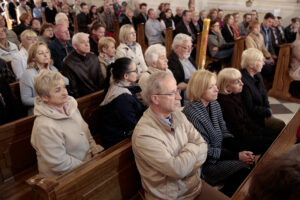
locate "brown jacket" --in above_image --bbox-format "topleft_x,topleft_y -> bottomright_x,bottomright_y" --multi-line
245,32 -> 271,58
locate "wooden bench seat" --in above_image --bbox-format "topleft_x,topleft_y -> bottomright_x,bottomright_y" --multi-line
232,37 -> 246,70
0,90 -> 105,200
165,27 -> 173,56
268,44 -> 300,103
231,108 -> 300,200
137,23 -> 147,54
26,139 -> 141,200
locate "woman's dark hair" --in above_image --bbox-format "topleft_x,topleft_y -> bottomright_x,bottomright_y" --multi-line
104,57 -> 133,93
223,14 -> 233,25
40,23 -> 53,35
30,18 -> 41,26
89,5 -> 97,14
210,19 -> 219,28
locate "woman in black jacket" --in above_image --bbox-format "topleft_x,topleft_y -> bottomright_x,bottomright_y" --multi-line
240,48 -> 285,134
221,14 -> 235,43
217,68 -> 275,150
98,57 -> 145,149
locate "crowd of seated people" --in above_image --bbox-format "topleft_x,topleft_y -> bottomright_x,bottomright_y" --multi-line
1,1 -> 300,199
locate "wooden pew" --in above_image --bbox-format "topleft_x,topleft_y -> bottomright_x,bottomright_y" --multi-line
0,90 -> 105,200
195,33 -> 202,68
42,11 -> 46,24
231,108 -> 300,200
268,44 -> 300,103
26,138 -> 141,200
165,27 -> 173,56
72,12 -> 78,34
113,19 -> 120,47
232,37 -> 246,70
9,81 -> 20,100
137,23 -> 147,54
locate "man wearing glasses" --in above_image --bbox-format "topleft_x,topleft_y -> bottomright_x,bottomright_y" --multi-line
168,33 -> 197,102
132,71 -> 229,200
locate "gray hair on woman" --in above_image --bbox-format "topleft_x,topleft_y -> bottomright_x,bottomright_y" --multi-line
144,44 -> 166,67
172,33 -> 192,50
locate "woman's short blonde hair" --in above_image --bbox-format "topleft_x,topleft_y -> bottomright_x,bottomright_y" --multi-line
119,24 -> 134,43
27,41 -> 52,68
187,70 -> 217,101
98,37 -> 116,53
20,29 -> 37,42
34,70 -> 65,97
217,68 -> 242,94
241,48 -> 264,69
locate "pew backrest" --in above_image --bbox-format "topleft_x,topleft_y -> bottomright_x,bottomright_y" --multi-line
195,32 -> 202,68
113,19 -> 120,47
27,139 -> 141,200
165,27 -> 173,56
232,108 -> 300,200
72,12 -> 78,34
268,44 -> 300,103
137,23 -> 147,54
232,37 -> 246,70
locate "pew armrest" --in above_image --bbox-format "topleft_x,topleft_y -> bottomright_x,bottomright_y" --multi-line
26,174 -> 58,194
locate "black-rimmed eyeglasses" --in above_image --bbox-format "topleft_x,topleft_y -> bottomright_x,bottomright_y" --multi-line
126,69 -> 138,73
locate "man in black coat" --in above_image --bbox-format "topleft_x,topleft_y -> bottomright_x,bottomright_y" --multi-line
76,2 -> 92,33
174,10 -> 196,43
168,33 -> 197,98
62,33 -> 104,98
134,3 -> 147,29
48,24 -> 73,70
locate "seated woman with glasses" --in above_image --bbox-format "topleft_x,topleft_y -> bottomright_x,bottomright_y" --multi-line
116,24 -> 147,74
138,44 -> 172,102
207,20 -> 234,71
31,70 -> 103,178
217,68 -> 275,153
20,41 -> 69,115
98,57 -> 146,149
183,70 -> 255,197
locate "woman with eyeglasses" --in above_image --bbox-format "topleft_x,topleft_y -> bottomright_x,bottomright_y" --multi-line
20,41 -> 69,115
116,24 -> 147,74
98,57 -> 146,149
183,70 -> 254,197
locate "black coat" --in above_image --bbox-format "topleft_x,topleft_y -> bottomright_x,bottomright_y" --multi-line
134,13 -> 147,29
221,25 -> 235,43
62,51 -> 104,98
45,7 -> 57,24
173,14 -> 182,25
77,12 -> 92,33
218,93 -> 264,138
89,35 -> 98,55
98,85 -> 145,149
120,16 -> 134,28
174,20 -> 196,42
241,69 -> 271,126
167,50 -> 197,84
13,23 -> 30,36
285,24 -> 297,43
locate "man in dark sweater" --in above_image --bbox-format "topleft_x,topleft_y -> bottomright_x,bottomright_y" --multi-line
48,24 -> 73,70
76,2 -> 92,33
62,32 -> 104,98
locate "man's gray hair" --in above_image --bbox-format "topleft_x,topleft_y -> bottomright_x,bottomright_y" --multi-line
72,32 -> 89,46
144,44 -> 166,67
171,33 -> 192,50
143,71 -> 174,105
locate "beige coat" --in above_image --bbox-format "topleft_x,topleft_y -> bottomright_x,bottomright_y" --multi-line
290,38 -> 300,81
116,42 -> 148,73
132,108 -> 208,200
31,96 -> 103,178
245,32 -> 271,58
98,56 -> 108,79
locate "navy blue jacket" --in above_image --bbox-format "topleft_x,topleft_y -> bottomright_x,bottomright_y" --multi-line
48,38 -> 73,70
98,85 -> 145,149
